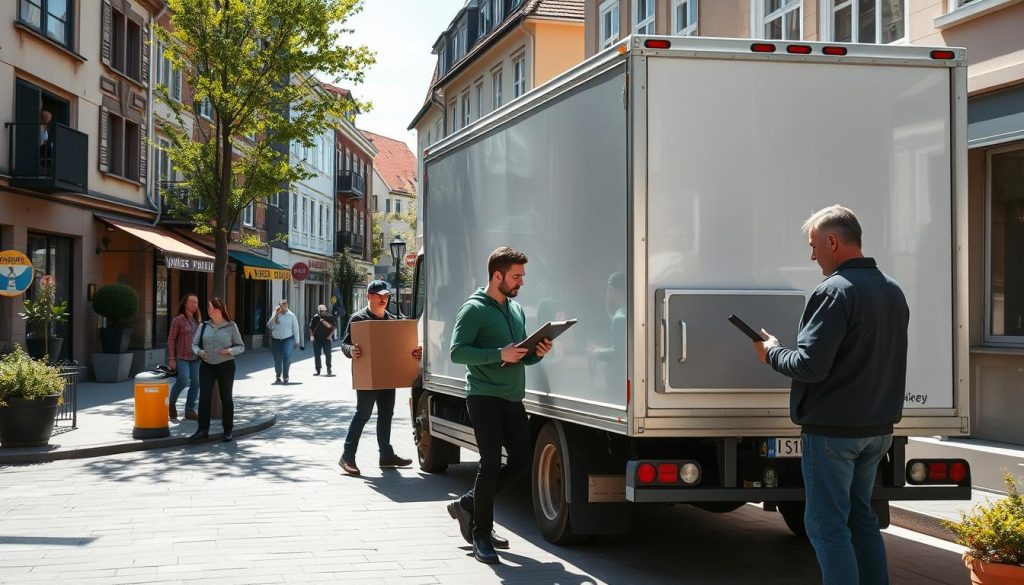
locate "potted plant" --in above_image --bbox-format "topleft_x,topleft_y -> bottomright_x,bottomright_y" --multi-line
91,283 -> 138,382
943,473 -> 1024,585
0,345 -> 66,448
18,274 -> 69,362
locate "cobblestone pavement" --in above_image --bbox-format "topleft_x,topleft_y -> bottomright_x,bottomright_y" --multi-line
0,348 -> 969,584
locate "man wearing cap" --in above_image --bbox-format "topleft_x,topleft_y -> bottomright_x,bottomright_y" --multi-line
309,304 -> 336,376
338,280 -> 421,475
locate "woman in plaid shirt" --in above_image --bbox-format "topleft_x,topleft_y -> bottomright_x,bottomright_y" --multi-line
167,293 -> 201,420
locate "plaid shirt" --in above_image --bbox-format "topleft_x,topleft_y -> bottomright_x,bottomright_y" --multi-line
168,314 -> 199,361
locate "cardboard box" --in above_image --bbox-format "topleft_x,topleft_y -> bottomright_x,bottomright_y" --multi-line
350,319 -> 419,390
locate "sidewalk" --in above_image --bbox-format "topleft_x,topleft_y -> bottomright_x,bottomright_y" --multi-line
0,346 -> 284,465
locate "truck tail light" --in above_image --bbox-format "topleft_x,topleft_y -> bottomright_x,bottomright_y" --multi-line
906,459 -> 970,486
637,463 -> 657,484
645,39 -> 671,49
751,43 -> 777,53
658,463 -> 678,483
680,463 -> 700,485
931,50 -> 956,60
633,460 -> 702,486
786,44 -> 812,54
822,46 -> 848,56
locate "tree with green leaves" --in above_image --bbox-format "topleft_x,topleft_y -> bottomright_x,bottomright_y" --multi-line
330,248 -> 363,317
154,0 -> 374,299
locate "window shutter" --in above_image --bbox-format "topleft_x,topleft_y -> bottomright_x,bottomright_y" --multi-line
101,0 -> 113,67
98,106 -> 110,173
141,23 -> 151,87
138,120 -> 148,185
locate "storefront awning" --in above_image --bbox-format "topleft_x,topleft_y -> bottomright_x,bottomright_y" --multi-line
969,84 -> 1024,148
101,218 -> 214,272
230,251 -> 291,280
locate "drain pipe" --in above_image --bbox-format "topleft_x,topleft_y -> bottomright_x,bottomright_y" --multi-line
148,3 -> 170,226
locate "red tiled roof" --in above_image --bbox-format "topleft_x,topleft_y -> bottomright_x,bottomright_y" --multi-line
320,82 -> 352,99
361,130 -> 417,196
526,0 -> 583,19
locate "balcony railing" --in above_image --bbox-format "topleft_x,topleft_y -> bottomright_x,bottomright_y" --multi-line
5,122 -> 88,194
160,181 -> 205,223
337,230 -> 365,256
337,170 -> 365,198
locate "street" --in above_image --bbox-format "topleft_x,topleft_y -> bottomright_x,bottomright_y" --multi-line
0,349 -> 968,585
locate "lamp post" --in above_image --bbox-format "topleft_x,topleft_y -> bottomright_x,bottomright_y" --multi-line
389,235 -> 406,316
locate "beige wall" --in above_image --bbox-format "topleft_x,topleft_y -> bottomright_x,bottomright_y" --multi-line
527,19 -> 586,87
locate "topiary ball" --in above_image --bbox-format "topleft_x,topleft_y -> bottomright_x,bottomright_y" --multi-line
92,283 -> 139,326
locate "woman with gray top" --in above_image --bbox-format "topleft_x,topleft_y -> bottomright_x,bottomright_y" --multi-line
190,297 -> 245,442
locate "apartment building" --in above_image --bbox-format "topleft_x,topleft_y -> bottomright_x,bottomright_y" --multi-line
583,0 -> 1024,444
362,130 -> 417,297
409,0 -> 585,180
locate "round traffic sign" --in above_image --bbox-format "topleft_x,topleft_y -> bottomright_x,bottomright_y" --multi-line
404,252 -> 417,268
291,262 -> 310,282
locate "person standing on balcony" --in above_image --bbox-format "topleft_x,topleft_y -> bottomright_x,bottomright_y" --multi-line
267,298 -> 300,384
167,293 -> 202,421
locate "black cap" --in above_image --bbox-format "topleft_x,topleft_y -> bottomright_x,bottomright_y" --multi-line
367,280 -> 392,295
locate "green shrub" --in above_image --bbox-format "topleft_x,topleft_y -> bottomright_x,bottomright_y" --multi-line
943,473 -> 1024,566
92,283 -> 139,326
0,345 -> 66,407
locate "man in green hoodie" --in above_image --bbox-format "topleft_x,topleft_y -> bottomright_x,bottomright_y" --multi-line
445,246 -> 553,564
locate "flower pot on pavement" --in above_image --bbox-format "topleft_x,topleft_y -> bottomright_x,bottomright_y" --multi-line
98,327 -> 130,354
0,395 -> 60,448
965,554 -> 1024,585
25,336 -> 63,362
92,353 -> 134,383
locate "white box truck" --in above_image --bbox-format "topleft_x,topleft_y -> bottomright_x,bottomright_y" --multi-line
408,36 -> 972,543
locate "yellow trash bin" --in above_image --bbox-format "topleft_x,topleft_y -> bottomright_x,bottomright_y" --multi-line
133,369 -> 171,439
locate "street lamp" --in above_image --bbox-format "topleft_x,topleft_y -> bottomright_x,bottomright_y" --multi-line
389,235 -> 406,316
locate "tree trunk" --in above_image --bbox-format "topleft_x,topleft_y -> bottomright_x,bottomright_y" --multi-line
213,113 -> 234,301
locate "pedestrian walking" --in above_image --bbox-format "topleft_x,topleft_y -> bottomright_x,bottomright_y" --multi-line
267,298 -> 300,384
753,205 -> 909,585
191,297 -> 246,442
445,247 -> 553,564
309,304 -> 336,376
167,293 -> 201,421
337,280 -> 420,476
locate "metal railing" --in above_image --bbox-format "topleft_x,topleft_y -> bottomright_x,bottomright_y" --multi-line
337,230 -> 365,255
337,170 -> 366,197
54,362 -> 82,431
4,121 -> 88,192
161,181 -> 205,221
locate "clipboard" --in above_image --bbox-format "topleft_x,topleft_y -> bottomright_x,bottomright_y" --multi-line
500,318 -> 578,367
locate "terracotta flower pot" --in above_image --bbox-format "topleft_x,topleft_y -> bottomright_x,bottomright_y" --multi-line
965,554 -> 1024,585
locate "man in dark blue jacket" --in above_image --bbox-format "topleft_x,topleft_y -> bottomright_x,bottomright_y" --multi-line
754,205 -> 909,585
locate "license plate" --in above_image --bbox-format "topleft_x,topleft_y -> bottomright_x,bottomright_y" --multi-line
766,437 -> 802,458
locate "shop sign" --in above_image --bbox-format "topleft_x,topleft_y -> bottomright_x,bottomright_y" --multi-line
291,262 -> 310,281
243,266 -> 291,280
165,254 -> 214,273
307,258 -> 330,271
305,271 -> 325,283
0,250 -> 34,297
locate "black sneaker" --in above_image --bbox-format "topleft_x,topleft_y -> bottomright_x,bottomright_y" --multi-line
473,536 -> 500,564
338,455 -> 360,475
274,377 -> 281,384
491,530 -> 509,549
314,371 -> 320,376
447,500 -> 473,545
379,454 -> 413,468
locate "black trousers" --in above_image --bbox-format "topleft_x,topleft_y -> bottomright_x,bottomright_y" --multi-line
313,338 -> 332,373
460,396 -> 530,540
198,360 -> 235,433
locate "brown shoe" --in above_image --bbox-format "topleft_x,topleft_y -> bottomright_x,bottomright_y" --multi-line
184,410 -> 199,421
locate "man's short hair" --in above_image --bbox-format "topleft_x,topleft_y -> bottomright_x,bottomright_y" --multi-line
318,304 -> 327,311
487,246 -> 529,279
802,205 -> 862,248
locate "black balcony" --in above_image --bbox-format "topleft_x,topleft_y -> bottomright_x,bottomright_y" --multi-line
337,230 -> 365,256
160,181 -> 206,223
337,170 -> 366,198
5,122 -> 88,194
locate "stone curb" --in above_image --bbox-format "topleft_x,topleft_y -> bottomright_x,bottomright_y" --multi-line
0,411 -> 276,465
890,504 -> 955,542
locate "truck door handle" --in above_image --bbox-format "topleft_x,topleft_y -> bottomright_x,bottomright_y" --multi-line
659,319 -> 666,361
679,321 -> 688,363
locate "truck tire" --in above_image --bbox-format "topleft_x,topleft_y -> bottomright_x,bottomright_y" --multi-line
532,422 -> 582,544
778,501 -> 807,538
414,392 -> 455,474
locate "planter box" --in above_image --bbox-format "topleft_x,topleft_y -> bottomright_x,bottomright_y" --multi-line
0,395 -> 60,448
92,353 -> 134,383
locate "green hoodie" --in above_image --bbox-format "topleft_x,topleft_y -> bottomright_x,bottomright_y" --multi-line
449,288 -> 543,401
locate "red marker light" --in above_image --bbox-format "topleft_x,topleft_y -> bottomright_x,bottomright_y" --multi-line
950,461 -> 968,484
637,463 -> 657,484
658,463 -> 679,483
751,43 -> 777,53
786,44 -> 812,54
645,39 -> 672,49
931,50 -> 956,60
928,462 -> 949,481
822,46 -> 848,56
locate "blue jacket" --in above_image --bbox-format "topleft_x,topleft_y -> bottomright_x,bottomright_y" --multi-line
767,257 -> 909,437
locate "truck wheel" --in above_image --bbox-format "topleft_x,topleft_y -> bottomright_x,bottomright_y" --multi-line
778,501 -> 807,539
532,422 -> 581,544
414,392 -> 450,474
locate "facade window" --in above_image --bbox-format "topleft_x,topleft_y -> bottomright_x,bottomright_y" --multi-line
986,145 -> 1024,342
386,198 -> 392,213
951,0 -> 981,7
197,98 -> 212,120
105,112 -> 140,181
672,0 -> 698,36
757,0 -> 801,40
451,103 -> 458,132
19,0 -> 73,47
599,0 -> 619,49
396,199 -> 402,214
156,41 -> 182,101
480,0 -> 493,35
110,8 -> 143,82
492,69 -> 503,109
829,0 -> 905,44
632,0 -> 655,35
242,203 -> 254,226
439,45 -> 448,75
462,92 -> 471,126
291,192 -> 298,229
373,195 -> 378,212
452,28 -> 462,63
475,83 -> 484,118
512,56 -> 526,99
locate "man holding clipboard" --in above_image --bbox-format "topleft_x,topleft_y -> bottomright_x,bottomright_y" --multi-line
445,247 -> 558,564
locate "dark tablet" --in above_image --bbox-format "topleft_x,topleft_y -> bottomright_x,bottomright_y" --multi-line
728,314 -> 766,342
517,319 -> 578,354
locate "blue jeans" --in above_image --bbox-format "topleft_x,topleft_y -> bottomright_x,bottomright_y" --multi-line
342,390 -> 396,460
271,336 -> 294,379
169,358 -> 200,412
802,432 -> 893,585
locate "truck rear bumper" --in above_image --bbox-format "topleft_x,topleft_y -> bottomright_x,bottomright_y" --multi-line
626,485 -> 971,504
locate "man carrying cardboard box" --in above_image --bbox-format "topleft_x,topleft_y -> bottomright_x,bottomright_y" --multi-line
338,280 -> 421,475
